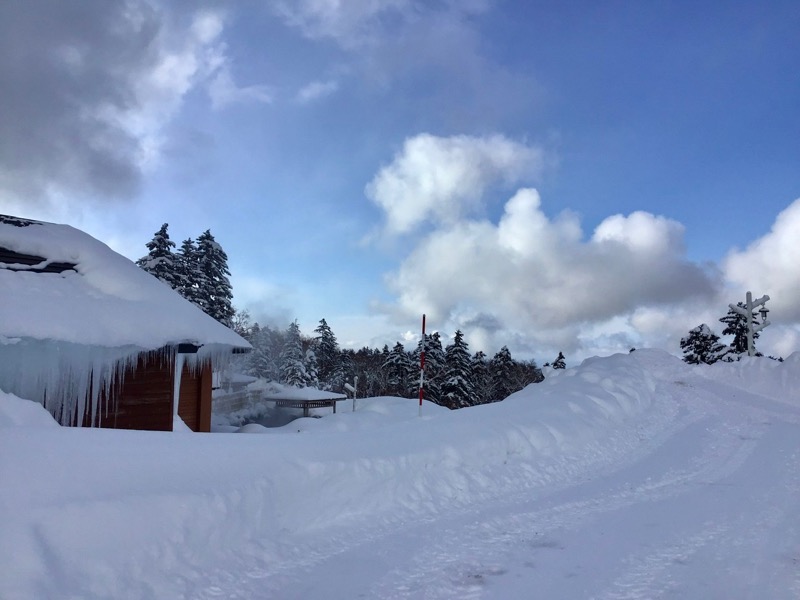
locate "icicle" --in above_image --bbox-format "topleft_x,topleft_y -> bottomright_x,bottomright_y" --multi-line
173,352 -> 185,418
0,338 -> 242,428
0,339 -> 142,426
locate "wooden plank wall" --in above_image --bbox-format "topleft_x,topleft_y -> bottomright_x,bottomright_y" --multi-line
89,352 -> 173,431
177,361 -> 212,432
78,351 -> 213,432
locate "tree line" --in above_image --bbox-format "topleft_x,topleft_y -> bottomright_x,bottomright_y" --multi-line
236,315 -> 550,409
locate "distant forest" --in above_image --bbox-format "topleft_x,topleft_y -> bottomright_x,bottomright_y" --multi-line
232,315 -> 552,409
136,223 -> 564,408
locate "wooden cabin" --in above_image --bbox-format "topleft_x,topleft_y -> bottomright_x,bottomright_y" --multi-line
0,214 -> 250,432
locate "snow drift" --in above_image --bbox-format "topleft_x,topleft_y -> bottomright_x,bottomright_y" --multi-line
0,349 -> 796,598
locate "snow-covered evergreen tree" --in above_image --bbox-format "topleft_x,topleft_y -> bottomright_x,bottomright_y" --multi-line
280,321 -> 309,387
304,347 -> 319,388
489,346 -> 516,402
719,302 -> 761,357
552,351 -> 566,370
415,332 -> 445,406
383,342 -> 414,397
680,324 -> 729,365
136,223 -> 179,288
175,238 -> 204,307
470,351 -> 491,405
313,318 -> 343,391
443,330 -> 475,409
247,324 -> 284,381
349,346 -> 388,398
196,230 -> 234,327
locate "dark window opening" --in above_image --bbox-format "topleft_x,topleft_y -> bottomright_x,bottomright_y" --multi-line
0,247 -> 77,274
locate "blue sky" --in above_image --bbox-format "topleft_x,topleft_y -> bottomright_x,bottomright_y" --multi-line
2,0 -> 799,362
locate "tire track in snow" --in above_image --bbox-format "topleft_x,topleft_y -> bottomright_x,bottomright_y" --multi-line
592,521 -> 732,600
190,378 -> 779,600
595,429 -> 800,600
365,411 -> 764,599
187,379 -> 693,599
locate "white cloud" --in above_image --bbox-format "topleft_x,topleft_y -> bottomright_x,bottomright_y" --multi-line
592,211 -> 686,257
273,0 -> 491,49
208,66 -> 273,110
272,0 -> 414,48
364,129 -> 721,360
366,133 -> 546,235
296,79 -> 339,103
724,198 -> 800,321
383,185 -> 715,328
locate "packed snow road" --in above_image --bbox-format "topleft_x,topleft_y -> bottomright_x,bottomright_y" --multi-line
223,365 -> 800,599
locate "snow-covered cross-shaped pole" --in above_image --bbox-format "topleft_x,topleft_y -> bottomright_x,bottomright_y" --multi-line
729,291 -> 770,357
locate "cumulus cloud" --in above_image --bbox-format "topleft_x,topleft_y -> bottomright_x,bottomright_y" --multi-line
366,134 -> 546,234
363,133 -> 722,359
0,1 -> 267,212
724,198 -> 800,321
384,186 -> 715,333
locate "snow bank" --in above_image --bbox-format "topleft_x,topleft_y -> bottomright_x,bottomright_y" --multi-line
0,389 -> 60,428
698,352 -> 800,404
1,349 -> 771,599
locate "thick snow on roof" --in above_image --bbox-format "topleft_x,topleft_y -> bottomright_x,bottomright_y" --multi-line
0,216 -> 249,351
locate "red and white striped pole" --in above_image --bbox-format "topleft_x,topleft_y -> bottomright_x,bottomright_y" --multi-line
418,313 -> 426,417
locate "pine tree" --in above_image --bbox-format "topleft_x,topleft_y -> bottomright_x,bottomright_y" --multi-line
247,323 -> 285,381
415,332 -> 445,406
351,346 -> 388,397
314,318 -> 343,391
719,302 -> 761,357
304,347 -> 320,388
136,223 -> 179,288
280,321 -> 310,386
470,351 -> 491,405
196,230 -> 234,326
680,324 -> 729,365
383,342 -> 414,397
552,351 -> 566,369
443,330 -> 475,409
175,238 -> 203,307
489,346 -> 516,402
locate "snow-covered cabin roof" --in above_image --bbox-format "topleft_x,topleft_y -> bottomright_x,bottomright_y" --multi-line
0,215 -> 250,352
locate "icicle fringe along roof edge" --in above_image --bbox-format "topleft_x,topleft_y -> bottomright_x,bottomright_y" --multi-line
0,341 -> 236,427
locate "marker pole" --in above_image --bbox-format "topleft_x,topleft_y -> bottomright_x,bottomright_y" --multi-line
418,314 -> 426,417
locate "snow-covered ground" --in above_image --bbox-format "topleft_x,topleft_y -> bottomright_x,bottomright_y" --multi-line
1,349 -> 798,599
